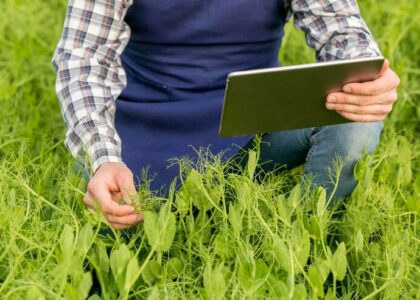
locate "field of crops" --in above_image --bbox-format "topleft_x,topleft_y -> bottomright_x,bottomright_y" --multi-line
0,0 -> 419,299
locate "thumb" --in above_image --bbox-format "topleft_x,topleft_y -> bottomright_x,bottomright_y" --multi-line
380,58 -> 390,76
93,183 -> 136,216
115,171 -> 138,206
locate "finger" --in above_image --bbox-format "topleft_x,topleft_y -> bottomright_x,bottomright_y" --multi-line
111,191 -> 122,203
342,58 -> 389,94
379,59 -> 390,77
326,102 -> 393,115
109,223 -> 135,230
83,192 -> 96,209
106,213 -> 144,226
342,69 -> 399,96
114,170 -> 137,205
83,196 -> 93,208
327,90 -> 398,106
336,111 -> 386,122
98,190 -> 137,216
88,180 -> 136,216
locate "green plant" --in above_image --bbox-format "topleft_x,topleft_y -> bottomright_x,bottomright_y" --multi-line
0,0 -> 418,299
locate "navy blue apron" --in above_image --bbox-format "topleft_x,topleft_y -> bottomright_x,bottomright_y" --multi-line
115,0 -> 287,193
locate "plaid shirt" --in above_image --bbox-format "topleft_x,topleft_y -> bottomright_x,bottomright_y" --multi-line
52,0 -> 381,175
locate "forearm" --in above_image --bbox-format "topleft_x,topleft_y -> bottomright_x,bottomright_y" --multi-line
289,0 -> 381,61
52,0 -> 133,173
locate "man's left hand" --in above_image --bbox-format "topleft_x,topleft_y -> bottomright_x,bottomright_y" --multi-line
326,59 -> 400,122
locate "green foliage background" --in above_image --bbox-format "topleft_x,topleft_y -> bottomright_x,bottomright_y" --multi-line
0,0 -> 418,299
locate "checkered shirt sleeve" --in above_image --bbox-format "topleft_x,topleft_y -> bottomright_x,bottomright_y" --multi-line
287,0 -> 382,60
51,0 -> 132,174
52,0 -> 381,175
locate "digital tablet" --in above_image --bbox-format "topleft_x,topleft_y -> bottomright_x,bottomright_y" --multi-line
219,56 -> 385,137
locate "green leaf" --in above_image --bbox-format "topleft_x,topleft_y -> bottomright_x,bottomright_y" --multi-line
326,246 -> 333,262
354,230 -> 364,252
247,150 -> 257,179
194,211 -> 212,244
287,184 -> 302,210
238,260 -> 253,291
174,192 -> 190,217
308,265 -> 325,298
267,275 -> 288,298
276,194 -> 290,224
307,216 -> 318,240
64,283 -> 79,300
97,243 -> 110,274
238,258 -> 268,295
316,259 -> 330,284
255,259 -> 269,280
9,188 -> 16,207
272,236 -> 291,274
397,162 -> 412,186
144,211 -> 159,248
353,157 -> 367,181
213,230 -> 234,259
147,286 -> 161,300
76,223 -> 93,256
397,136 -> 411,163
157,203 -> 177,252
316,187 -> 327,216
185,214 -> 195,236
110,244 -> 131,292
165,257 -> 183,280
142,260 -> 161,285
406,195 -> 420,215
144,205 -> 177,252
182,169 -> 213,211
325,287 -> 338,300
77,272 -> 92,300
26,286 -> 45,300
292,284 -> 307,300
414,174 -> 420,196
296,235 -> 310,272
124,256 -> 140,293
290,222 -> 310,272
331,242 -> 348,281
87,244 -> 109,294
378,157 -> 393,182
204,263 -> 227,299
60,225 -> 74,260
228,204 -> 242,234
235,180 -> 251,209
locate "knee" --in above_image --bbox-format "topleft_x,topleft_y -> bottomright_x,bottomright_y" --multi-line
320,121 -> 384,161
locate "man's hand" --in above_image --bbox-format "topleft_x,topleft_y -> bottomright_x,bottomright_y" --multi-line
83,162 -> 143,230
326,59 -> 400,122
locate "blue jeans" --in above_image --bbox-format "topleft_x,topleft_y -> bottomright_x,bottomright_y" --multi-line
234,121 -> 384,204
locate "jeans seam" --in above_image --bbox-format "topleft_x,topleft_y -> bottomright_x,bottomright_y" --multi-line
304,127 -> 320,173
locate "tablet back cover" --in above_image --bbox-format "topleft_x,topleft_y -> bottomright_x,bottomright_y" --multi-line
219,57 -> 384,137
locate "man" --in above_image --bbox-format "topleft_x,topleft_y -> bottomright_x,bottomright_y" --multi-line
52,0 -> 400,230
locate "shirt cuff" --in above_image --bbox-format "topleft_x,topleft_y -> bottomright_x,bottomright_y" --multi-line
86,140 -> 123,174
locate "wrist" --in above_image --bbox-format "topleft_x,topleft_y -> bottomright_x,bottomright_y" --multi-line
93,158 -> 125,175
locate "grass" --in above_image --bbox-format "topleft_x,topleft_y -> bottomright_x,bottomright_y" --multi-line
0,0 -> 419,299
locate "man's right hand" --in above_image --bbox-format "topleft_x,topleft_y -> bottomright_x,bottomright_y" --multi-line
83,162 -> 143,230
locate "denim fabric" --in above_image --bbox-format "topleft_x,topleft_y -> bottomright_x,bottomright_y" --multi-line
235,121 -> 384,204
